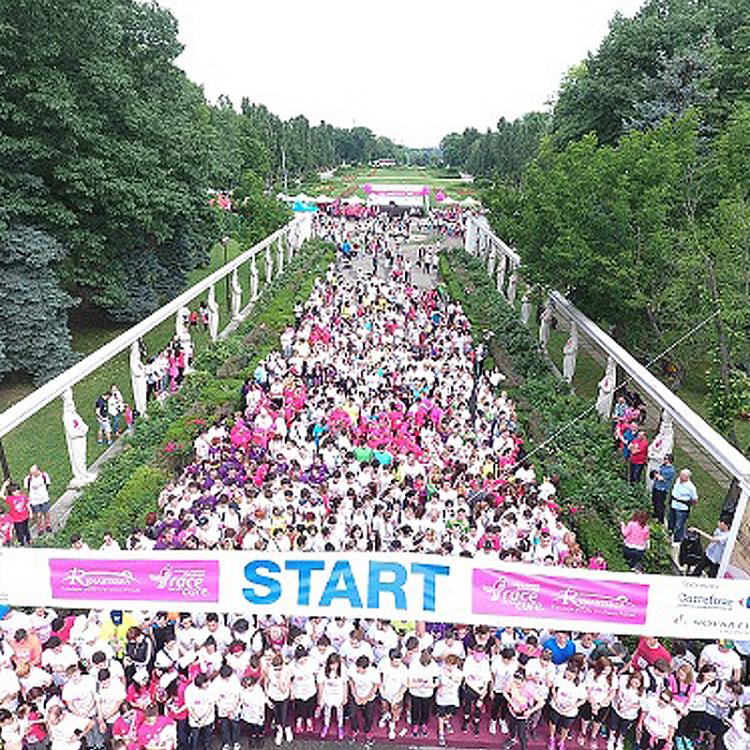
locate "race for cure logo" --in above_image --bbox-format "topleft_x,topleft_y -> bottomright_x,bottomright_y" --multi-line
472,568 -> 649,625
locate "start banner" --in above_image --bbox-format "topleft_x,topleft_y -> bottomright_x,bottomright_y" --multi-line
3,549 -> 750,639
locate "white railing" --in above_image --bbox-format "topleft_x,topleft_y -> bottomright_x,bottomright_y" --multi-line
465,215 -> 750,578
0,215 -> 312,488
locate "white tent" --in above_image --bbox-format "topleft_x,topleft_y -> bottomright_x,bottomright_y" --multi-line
442,196 -> 457,205
315,194 -> 335,203
292,193 -> 312,203
461,197 -> 480,207
344,196 -> 364,204
276,193 -> 293,203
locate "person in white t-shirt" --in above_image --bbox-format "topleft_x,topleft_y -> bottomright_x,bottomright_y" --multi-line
408,650 -> 439,738
700,641 -> 742,682
264,655 -> 292,746
46,705 -> 94,750
462,645 -> 491,736
24,465 -> 51,534
637,689 -> 679,750
378,649 -> 409,740
185,673 -> 215,750
436,654 -> 463,745
579,657 -> 617,748
723,706 -> 750,750
608,671 -> 645,750
348,655 -> 379,739
317,653 -> 347,741
490,647 -> 518,735
290,647 -> 317,734
62,666 -> 102,750
240,675 -> 268,747
548,665 -> 586,750
213,665 -> 241,750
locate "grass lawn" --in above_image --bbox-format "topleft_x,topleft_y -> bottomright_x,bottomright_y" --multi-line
300,165 -> 477,205
0,238 -> 247,499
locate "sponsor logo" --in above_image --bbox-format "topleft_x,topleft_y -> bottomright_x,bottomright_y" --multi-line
677,592 -> 734,611
50,559 -> 219,602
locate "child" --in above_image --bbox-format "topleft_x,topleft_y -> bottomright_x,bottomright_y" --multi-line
318,652 -> 347,740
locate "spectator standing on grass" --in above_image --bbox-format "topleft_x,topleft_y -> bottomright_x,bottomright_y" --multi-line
621,511 -> 651,571
689,517 -> 731,578
95,392 -> 112,445
1,480 -> 30,546
669,469 -> 698,545
24,464 -> 51,535
651,454 -> 675,524
108,385 -> 125,436
628,431 -> 649,484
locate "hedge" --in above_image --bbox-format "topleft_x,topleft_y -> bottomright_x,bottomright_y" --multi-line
44,238 -> 335,547
440,248 -> 672,574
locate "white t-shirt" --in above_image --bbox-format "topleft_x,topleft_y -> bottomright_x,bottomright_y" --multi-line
585,673 -> 615,707
291,659 -> 318,701
25,472 -> 50,506
349,666 -> 379,701
378,659 -> 408,702
212,675 -> 241,718
184,684 -> 215,728
551,675 -> 586,718
408,660 -> 439,698
436,666 -> 463,707
240,684 -> 266,726
642,694 -> 679,740
49,713 -> 90,750
63,676 -> 97,718
723,710 -> 750,750
491,656 -> 518,692
613,678 -> 643,720
701,644 -> 741,681
318,668 -> 348,707
463,656 -> 491,694
96,681 -> 126,722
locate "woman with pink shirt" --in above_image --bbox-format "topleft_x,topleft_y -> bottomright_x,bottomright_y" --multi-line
620,510 -> 650,571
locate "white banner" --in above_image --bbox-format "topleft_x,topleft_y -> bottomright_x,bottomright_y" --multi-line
3,548 -> 750,639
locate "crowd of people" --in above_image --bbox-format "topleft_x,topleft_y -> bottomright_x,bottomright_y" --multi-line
1,215 -> 746,750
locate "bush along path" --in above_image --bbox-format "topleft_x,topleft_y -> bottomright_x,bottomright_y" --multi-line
43,238 -> 336,548
440,248 -> 673,574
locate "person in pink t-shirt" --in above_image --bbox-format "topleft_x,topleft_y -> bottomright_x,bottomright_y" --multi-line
620,510 -> 650,571
1,480 -> 30,546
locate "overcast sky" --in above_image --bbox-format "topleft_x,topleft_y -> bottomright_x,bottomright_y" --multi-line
159,0 -> 646,148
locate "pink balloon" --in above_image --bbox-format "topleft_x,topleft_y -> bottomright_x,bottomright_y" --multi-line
435,190 -> 446,202
362,183 -> 373,195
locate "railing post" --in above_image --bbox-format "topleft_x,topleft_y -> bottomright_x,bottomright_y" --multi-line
562,321 -> 579,382
175,306 -> 194,373
265,244 -> 273,284
286,230 -> 294,263
464,217 -> 476,254
129,341 -> 148,418
207,284 -> 219,341
61,388 -> 96,488
487,246 -> 496,277
230,269 -> 243,321
277,235 -> 285,276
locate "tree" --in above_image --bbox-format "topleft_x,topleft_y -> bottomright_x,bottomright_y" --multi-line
0,225 -> 77,383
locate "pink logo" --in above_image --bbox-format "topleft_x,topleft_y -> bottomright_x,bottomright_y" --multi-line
472,569 -> 649,625
50,559 -> 219,603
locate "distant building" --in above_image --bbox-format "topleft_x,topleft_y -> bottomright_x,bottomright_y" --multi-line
372,158 -> 397,168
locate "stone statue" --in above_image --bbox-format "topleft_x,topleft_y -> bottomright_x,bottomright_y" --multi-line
230,269 -> 242,321
175,306 -> 191,342
62,388 -> 96,488
207,284 -> 219,341
496,256 -> 507,296
507,272 -> 518,306
596,356 -> 617,418
129,340 -> 148,418
520,292 -> 532,325
562,321 -> 579,382
539,303 -> 553,350
647,410 -> 675,489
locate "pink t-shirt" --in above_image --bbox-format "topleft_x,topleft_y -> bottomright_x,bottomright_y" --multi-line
5,494 -> 30,522
621,521 -> 650,549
